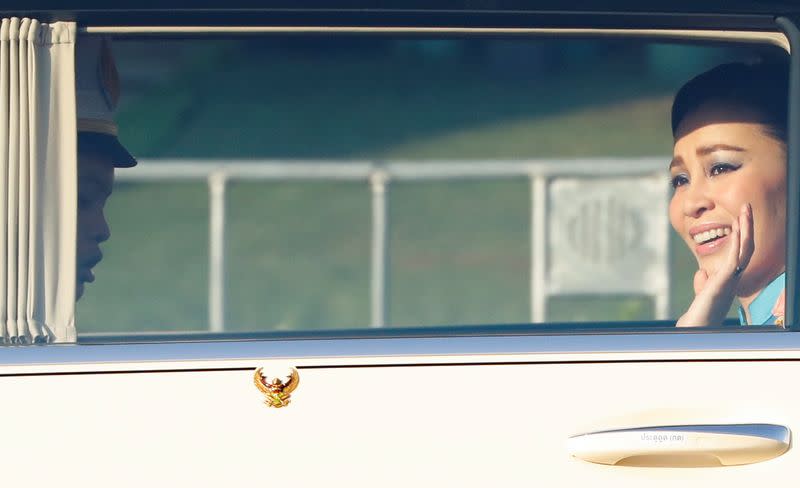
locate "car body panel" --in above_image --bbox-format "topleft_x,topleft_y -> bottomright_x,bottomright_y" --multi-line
1,336 -> 799,487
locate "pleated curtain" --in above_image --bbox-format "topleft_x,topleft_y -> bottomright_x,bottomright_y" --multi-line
0,18 -> 77,343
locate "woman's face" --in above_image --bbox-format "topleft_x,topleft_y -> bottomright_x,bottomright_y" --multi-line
669,102 -> 787,296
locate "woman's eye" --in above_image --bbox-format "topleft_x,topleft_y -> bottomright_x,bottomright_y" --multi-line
709,162 -> 739,177
670,174 -> 689,189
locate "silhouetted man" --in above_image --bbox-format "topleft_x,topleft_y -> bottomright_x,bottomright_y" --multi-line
75,37 -> 136,300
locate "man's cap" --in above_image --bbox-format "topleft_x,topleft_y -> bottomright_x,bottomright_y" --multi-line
76,37 -> 136,168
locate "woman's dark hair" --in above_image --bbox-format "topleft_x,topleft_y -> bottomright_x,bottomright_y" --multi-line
671,61 -> 789,144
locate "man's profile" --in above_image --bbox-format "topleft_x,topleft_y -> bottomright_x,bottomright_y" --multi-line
75,37 -> 136,300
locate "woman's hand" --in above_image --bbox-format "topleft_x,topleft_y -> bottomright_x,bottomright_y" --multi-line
676,203 -> 754,327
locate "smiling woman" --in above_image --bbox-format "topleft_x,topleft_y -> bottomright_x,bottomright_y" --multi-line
669,62 -> 788,326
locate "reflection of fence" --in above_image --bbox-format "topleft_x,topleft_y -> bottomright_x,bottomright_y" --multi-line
118,158 -> 670,331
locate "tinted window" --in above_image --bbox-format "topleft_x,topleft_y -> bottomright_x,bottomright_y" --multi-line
74,35 -> 788,334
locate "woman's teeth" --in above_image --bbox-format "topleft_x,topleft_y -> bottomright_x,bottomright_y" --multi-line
693,227 -> 731,244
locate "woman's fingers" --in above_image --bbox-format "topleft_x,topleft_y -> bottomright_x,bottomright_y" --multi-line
726,216 -> 742,277
738,202 -> 754,271
693,268 -> 709,295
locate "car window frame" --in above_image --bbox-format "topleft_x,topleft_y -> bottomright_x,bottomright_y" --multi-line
4,10 -> 800,344
80,22 -> 799,338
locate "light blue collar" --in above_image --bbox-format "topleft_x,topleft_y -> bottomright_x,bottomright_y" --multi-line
738,272 -> 785,325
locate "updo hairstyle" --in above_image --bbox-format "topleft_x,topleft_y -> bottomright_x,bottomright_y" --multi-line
671,61 -> 789,145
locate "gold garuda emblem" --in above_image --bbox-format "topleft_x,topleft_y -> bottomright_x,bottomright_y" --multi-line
254,367 -> 300,408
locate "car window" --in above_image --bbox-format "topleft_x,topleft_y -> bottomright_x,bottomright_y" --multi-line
72,34 -> 789,335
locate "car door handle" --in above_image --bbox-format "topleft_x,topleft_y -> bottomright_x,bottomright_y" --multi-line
567,424 -> 790,467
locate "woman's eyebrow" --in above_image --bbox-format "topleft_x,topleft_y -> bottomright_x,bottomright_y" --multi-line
668,156 -> 684,172
696,143 -> 746,156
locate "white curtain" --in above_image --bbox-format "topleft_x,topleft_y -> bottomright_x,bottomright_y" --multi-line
0,18 -> 77,344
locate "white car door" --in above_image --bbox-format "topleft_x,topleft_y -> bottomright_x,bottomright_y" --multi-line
0,330 -> 796,487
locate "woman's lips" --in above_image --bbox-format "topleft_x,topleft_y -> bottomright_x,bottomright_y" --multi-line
689,223 -> 732,257
695,233 -> 730,256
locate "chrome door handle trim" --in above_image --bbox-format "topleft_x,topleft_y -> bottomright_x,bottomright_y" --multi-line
568,423 -> 791,467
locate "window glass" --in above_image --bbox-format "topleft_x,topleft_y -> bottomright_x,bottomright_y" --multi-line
75,35 -> 788,334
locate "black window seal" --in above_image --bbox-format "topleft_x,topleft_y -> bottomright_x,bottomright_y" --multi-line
776,17 -> 799,329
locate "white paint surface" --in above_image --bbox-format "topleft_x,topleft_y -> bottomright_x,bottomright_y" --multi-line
0,354 -> 796,487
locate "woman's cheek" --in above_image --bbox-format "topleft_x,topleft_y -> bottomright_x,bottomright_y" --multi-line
715,185 -> 747,219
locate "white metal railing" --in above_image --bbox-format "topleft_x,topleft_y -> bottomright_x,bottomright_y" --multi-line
117,158 -> 669,331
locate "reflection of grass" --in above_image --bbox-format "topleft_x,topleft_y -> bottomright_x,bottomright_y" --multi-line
382,96 -> 674,159
549,296 -> 653,323
226,182 -> 371,330
389,181 -> 529,326
117,42 -> 238,157
77,176 -> 700,333
117,41 -> 677,160
77,183 -> 210,332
